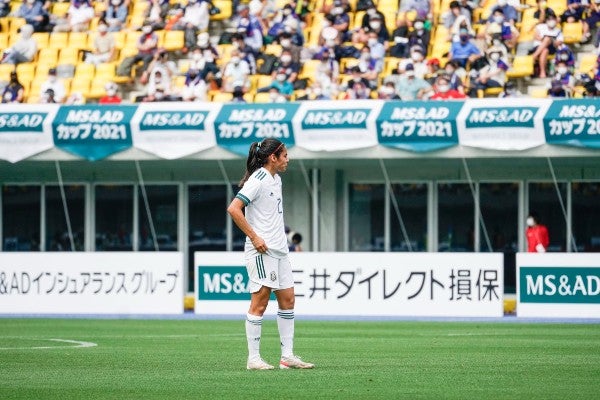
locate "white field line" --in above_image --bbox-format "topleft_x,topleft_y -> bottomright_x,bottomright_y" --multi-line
0,338 -> 97,350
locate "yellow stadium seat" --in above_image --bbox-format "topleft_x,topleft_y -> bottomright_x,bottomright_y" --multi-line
29,77 -> 45,97
128,15 -> 146,30
52,2 -> 70,18
9,17 -> 26,34
125,31 -> 143,48
0,18 -> 8,34
112,31 -> 127,50
88,78 -> 110,98
178,59 -> 190,74
562,22 -> 583,44
256,75 -> 273,90
118,46 -> 139,61
15,62 -> 35,81
38,48 -> 59,65
300,60 -> 321,79
48,32 -> 69,49
31,32 -> 49,49
0,63 -> 14,81
211,92 -> 234,102
210,0 -> 232,21
506,55 -> 534,78
69,32 -> 89,50
58,48 -> 81,65
73,63 -> 95,80
173,75 -> 186,88
34,64 -> 53,79
69,77 -> 91,97
530,87 -> 548,98
163,30 -> 184,51
577,53 -> 598,76
27,95 -> 40,104
132,1 -> 149,17
95,63 -> 116,80
253,92 -> 272,103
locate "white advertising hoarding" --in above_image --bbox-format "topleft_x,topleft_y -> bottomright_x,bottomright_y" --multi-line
0,252 -> 184,314
517,253 -> 600,318
195,252 -> 504,317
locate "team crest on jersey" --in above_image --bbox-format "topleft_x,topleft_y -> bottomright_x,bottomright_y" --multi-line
270,272 -> 277,282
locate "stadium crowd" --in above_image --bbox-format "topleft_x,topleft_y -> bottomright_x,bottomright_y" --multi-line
0,0 -> 599,103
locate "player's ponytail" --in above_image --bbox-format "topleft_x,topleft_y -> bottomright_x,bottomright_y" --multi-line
238,139 -> 285,187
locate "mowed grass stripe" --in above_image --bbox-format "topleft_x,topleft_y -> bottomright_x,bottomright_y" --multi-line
0,319 -> 598,400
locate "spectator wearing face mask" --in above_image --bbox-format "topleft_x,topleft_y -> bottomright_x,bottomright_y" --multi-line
1,24 -> 36,64
53,0 -> 95,32
488,0 -> 518,26
39,68 -> 66,103
116,24 -> 159,78
343,80 -> 370,99
449,30 -> 481,69
104,0 -> 128,32
470,46 -> 509,95
181,68 -> 208,101
526,211 -> 549,253
356,44 -> 382,89
396,63 -> 433,100
271,49 -> 299,87
530,15 -> 562,78
582,0 -> 600,43
561,0 -> 584,23
484,8 -> 519,50
443,1 -> 471,31
16,0 -> 49,32
234,4 -> 264,52
174,0 -> 211,52
86,19 -> 116,65
553,60 -> 575,95
222,48 -> 251,93
1,72 -> 25,103
390,18 -> 410,58
400,0 -> 434,24
442,60 -> 465,93
430,75 -> 466,99
547,78 -> 568,97
399,46 -> 429,79
99,82 -> 122,104
553,41 -> 575,71
345,65 -> 372,95
257,71 -> 294,99
377,81 -> 401,99
314,47 -> 339,92
267,86 -> 288,102
277,32 -> 302,64
324,0 -> 351,42
188,46 -> 222,90
353,9 -> 389,49
408,19 -> 430,52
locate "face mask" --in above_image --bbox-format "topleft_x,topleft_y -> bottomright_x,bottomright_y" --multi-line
547,20 -> 556,28
370,21 -> 381,30
557,67 -> 568,75
497,0 -> 507,6
381,86 -> 394,95
414,21 -> 424,30
280,55 -> 292,63
560,53 -> 569,61
490,53 -> 500,61
332,7 -> 343,15
106,89 -> 116,96
526,217 -> 535,227
280,39 -> 291,48
368,38 -> 378,47
493,16 -> 504,24
98,25 -> 108,33
230,56 -> 240,64
276,74 -> 286,81
360,53 -> 370,60
27,0 -> 35,4
438,84 -> 450,93
269,92 -> 279,101
405,71 -> 415,78
111,0 -> 120,6
154,92 -> 164,100
193,53 -> 202,61
313,87 -> 322,96
411,52 -> 423,62
48,76 -> 57,83
493,39 -> 502,46
142,26 -> 152,34
232,41 -> 240,49
325,39 -> 335,47
283,9 -> 291,16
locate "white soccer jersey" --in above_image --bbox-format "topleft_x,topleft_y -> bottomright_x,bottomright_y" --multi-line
236,167 -> 289,257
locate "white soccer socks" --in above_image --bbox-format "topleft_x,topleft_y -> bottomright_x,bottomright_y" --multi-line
246,313 -> 263,361
277,309 -> 295,358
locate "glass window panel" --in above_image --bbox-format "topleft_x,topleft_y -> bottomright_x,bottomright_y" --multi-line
571,182 -> 600,252
528,182 -> 567,252
45,185 -> 85,251
349,184 -> 384,251
479,183 -> 519,252
2,185 -> 40,251
390,183 -> 427,252
231,185 -> 246,251
438,183 -> 474,252
138,185 -> 178,251
95,185 -> 133,251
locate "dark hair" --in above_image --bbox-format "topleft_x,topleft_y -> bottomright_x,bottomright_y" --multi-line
528,211 -> 540,224
239,138 -> 285,187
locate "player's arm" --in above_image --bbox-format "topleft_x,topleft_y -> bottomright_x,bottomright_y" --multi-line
227,198 -> 268,253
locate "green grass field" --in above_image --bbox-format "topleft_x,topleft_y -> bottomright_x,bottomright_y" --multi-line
1,318 -> 599,399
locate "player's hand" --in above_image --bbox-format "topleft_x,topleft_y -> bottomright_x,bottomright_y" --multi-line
251,236 -> 268,253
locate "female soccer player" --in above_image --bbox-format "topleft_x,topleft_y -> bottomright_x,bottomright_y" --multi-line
227,138 -> 314,370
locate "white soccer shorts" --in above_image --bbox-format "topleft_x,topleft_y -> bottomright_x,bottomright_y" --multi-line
245,252 -> 294,293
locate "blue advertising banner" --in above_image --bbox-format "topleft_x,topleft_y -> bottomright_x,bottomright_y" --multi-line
544,99 -> 600,148
214,103 -> 299,156
52,105 -> 137,161
376,101 -> 462,152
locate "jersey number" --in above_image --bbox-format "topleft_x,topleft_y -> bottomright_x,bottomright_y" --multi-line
277,198 -> 282,214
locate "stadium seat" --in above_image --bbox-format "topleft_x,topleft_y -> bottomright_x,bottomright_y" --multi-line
264,44 -> 282,55
73,63 -> 95,80
58,48 -> 81,65
256,75 -> 273,90
562,22 -> 583,44
15,62 -> 35,81
31,32 -> 49,50
113,31 -> 127,50
162,30 -> 184,51
88,78 -> 110,98
48,32 -> 69,50
210,0 -> 232,21
253,92 -> 272,103
506,55 -> 534,79
9,17 -> 26,34
211,92 -> 234,102
530,87 -> 548,98
299,59 -> 320,79
577,53 -> 597,77
69,77 -> 91,98
52,2 -> 70,18
95,63 -> 116,80
0,63 -> 13,82
69,32 -> 89,51
38,48 -> 59,65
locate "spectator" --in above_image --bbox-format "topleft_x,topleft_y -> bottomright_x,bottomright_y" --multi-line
408,19 -> 430,53
258,71 -> 294,99
324,0 -> 351,42
547,78 -> 568,97
533,0 -> 555,23
582,0 -> 600,43
498,80 -> 523,97
488,0 -> 518,26
40,88 -> 57,103
188,46 -> 221,90
449,29 -> 481,69
1,24 -> 37,65
304,81 -> 332,100
196,31 -> 220,59
230,85 -> 247,102
39,68 -> 66,103
396,63 -> 432,100
141,49 -> 178,85
16,0 -> 50,33
85,19 -> 116,65
554,40 -> 576,71
357,43 -> 383,88
443,60 -> 466,93
0,0 -> 10,18
104,0 -> 128,32
561,0 -> 584,23
288,232 -> 303,252
443,1 -> 471,31
234,3 -> 263,52
353,11 -> 390,48
389,18 -> 410,58
53,0 -> 94,32
99,82 -> 122,104
530,14 -> 562,78
116,24 -> 159,78
231,32 -> 257,74
526,211 -> 549,253
400,0 -> 434,23
377,81 -> 401,99
314,46 -> 339,93
1,71 -> 25,103
175,0 -> 211,52
345,65 -> 372,95
430,74 -> 467,99
222,48 -> 251,93
399,46 -> 429,78
271,48 -> 300,87
484,8 -> 519,50
448,12 -> 473,43
343,80 -> 370,99
145,0 -> 169,31
267,86 -> 287,102
278,32 -> 302,65
181,68 -> 208,101
471,46 -> 509,94
553,60 -> 576,95
142,69 -> 180,101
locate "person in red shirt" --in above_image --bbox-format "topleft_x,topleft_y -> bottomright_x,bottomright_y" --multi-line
430,75 -> 467,99
99,82 -> 122,104
526,211 -> 550,252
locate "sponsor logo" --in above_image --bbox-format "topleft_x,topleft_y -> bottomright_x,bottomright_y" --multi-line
557,105 -> 600,118
227,108 -> 287,122
198,266 -> 250,300
466,107 -> 537,128
388,106 -> 450,120
65,109 -> 125,123
0,113 -> 46,133
520,267 -> 600,304
301,109 -> 369,129
140,111 -> 208,130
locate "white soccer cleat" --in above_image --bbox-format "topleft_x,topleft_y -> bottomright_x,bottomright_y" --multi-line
279,355 -> 315,369
246,357 -> 275,370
